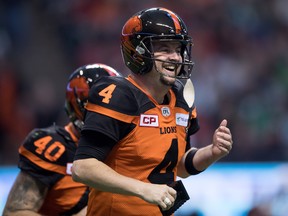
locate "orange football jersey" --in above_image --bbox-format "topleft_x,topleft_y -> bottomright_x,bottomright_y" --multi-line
18,123 -> 89,215
80,76 -> 198,216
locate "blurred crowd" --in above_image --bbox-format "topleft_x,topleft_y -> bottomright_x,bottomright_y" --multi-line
0,0 -> 288,165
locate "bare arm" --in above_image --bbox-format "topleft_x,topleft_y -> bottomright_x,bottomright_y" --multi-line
72,158 -> 176,210
178,119 -> 233,178
3,171 -> 48,216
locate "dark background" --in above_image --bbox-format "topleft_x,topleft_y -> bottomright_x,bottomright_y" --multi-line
1,0 -> 288,165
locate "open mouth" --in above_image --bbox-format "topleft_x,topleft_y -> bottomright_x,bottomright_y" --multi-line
163,64 -> 178,77
164,64 -> 176,71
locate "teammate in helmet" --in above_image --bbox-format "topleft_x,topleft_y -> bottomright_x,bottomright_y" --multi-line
3,64 -> 121,216
65,64 -> 122,132
73,8 -> 233,216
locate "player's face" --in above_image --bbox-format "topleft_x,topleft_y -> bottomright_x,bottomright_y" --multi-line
152,41 -> 183,86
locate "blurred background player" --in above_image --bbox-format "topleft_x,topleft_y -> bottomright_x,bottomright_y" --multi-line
3,64 -> 121,216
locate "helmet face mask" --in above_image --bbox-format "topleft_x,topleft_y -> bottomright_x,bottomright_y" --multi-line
138,36 -> 194,78
121,7 -> 194,79
65,64 -> 121,131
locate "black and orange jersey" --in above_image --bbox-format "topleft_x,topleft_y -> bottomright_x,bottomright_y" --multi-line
76,75 -> 199,216
18,123 -> 89,216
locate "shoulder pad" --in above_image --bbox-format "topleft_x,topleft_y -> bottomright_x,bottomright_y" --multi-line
20,125 -> 75,165
88,76 -> 153,115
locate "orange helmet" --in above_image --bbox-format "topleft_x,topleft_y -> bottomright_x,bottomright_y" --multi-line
121,7 -> 194,79
65,64 -> 121,130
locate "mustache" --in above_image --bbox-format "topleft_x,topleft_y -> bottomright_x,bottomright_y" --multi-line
153,59 -> 181,78
152,58 -> 182,67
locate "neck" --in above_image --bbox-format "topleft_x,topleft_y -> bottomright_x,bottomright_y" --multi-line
66,122 -> 80,140
130,74 -> 170,104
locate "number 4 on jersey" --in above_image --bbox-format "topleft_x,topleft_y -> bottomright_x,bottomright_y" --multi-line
98,84 -> 116,104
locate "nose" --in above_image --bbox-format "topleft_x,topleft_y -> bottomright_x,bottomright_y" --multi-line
168,51 -> 181,62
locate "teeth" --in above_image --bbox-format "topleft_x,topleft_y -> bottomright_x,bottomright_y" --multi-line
165,66 -> 175,70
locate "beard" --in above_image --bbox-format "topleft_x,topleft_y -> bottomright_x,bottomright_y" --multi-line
159,73 -> 177,86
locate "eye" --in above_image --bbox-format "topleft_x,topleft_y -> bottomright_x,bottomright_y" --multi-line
176,48 -> 181,54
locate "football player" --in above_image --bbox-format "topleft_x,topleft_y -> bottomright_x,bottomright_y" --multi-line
3,64 -> 121,216
72,8 -> 233,216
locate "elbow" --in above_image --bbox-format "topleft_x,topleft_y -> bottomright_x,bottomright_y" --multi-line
71,160 -> 84,183
177,161 -> 190,179
177,171 -> 190,179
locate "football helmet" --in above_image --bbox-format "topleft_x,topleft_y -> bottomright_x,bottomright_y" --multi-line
121,7 -> 194,79
65,63 -> 121,130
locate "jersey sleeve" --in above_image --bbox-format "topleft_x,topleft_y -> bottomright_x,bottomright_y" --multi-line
82,76 -> 139,140
75,77 -> 144,161
87,76 -> 140,116
18,128 -> 71,188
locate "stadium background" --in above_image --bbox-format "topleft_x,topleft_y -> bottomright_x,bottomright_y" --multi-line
0,0 -> 287,215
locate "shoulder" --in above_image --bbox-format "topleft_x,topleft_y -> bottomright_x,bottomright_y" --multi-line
22,126 -> 60,145
22,125 -> 71,146
20,125 -> 75,165
172,79 -> 190,110
88,76 -> 150,115
89,76 -> 136,101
